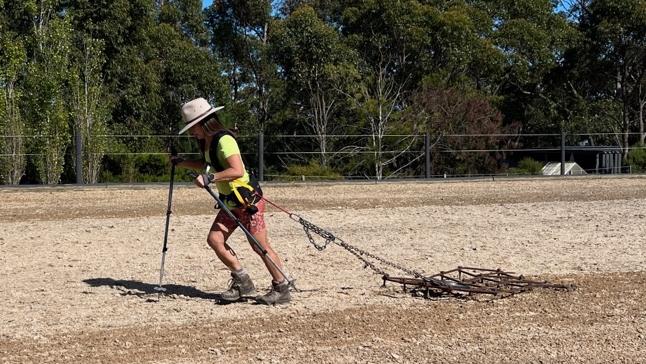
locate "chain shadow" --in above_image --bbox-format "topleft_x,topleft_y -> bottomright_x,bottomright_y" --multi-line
83,278 -> 222,301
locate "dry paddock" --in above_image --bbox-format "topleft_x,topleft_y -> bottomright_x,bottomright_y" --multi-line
0,176 -> 645,363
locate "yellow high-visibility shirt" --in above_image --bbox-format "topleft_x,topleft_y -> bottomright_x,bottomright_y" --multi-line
205,135 -> 250,206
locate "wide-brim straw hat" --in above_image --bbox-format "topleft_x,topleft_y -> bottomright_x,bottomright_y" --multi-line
178,97 -> 224,135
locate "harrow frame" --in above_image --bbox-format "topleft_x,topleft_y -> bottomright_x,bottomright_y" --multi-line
383,266 -> 575,300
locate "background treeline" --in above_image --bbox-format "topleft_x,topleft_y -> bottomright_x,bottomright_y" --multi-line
0,0 -> 644,184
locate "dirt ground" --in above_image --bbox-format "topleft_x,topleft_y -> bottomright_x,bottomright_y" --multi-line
1,176 -> 645,363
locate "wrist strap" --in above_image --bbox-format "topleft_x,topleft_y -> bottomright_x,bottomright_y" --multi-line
201,173 -> 214,186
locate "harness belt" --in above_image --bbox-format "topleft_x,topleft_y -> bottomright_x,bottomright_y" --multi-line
219,178 -> 263,214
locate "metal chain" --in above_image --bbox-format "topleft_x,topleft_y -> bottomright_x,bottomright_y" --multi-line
299,217 -> 334,251
335,238 -> 425,278
297,216 -> 425,278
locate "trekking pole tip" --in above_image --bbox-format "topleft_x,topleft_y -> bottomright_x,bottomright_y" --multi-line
288,278 -> 300,292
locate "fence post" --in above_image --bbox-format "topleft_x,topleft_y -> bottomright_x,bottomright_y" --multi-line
615,152 -> 621,174
560,128 -> 566,176
75,129 -> 83,184
258,132 -> 264,182
595,153 -> 600,174
424,132 -> 431,178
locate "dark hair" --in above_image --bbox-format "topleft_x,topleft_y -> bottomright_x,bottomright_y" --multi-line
202,114 -> 237,137
202,115 -> 223,134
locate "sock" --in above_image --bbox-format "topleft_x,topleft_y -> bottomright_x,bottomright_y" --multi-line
273,278 -> 290,286
232,268 -> 247,277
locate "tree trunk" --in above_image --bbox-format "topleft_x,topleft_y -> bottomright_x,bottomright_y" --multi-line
3,81 -> 26,184
623,104 -> 630,159
640,84 -> 645,145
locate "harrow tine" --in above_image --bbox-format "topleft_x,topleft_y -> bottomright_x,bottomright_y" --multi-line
383,266 -> 575,300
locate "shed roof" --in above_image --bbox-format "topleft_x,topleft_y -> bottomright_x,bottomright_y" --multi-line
542,162 -> 588,176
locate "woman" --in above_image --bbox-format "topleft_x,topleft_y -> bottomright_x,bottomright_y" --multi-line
172,97 -> 291,305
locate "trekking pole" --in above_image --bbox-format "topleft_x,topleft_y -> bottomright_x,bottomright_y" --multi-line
155,148 -> 178,293
190,172 -> 293,287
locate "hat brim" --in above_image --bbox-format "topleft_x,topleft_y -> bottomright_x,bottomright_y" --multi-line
178,106 -> 225,135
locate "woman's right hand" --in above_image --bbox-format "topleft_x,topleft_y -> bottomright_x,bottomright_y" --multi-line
194,173 -> 213,188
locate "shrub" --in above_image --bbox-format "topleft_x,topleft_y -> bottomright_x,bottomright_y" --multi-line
282,161 -> 342,181
99,153 -> 173,182
509,157 -> 543,175
627,144 -> 646,173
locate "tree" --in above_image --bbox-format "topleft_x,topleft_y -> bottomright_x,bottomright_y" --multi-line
0,33 -> 28,184
278,0 -> 342,23
407,86 -> 508,175
341,0 -> 433,179
151,22 -> 228,131
60,0 -> 226,182
206,0 -> 279,133
63,0 -> 171,182
470,0 -> 577,130
578,0 -> 646,155
69,36 -> 111,183
23,6 -> 73,184
158,0 -> 209,45
639,80 -> 646,144
271,5 -> 357,166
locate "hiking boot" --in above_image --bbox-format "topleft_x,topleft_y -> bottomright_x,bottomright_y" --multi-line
255,281 -> 291,305
219,271 -> 256,302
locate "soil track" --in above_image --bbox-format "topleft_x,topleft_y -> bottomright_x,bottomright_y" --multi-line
1,176 -> 645,363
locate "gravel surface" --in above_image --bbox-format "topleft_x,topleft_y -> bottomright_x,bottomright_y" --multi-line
1,176 -> 645,363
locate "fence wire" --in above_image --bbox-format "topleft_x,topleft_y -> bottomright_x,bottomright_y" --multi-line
1,133 -> 645,182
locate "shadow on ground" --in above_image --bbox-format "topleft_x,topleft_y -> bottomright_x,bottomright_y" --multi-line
83,278 -> 221,301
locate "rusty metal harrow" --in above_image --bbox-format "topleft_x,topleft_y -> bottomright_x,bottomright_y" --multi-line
260,196 -> 575,300
383,266 -> 575,300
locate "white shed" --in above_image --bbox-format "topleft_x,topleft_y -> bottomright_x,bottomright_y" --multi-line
541,162 -> 587,176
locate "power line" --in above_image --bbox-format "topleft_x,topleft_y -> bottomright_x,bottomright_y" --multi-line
2,132 -> 645,138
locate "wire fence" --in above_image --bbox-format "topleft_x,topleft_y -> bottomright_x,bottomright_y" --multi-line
1,132 -> 645,183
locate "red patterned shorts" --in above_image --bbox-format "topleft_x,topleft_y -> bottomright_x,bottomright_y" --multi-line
212,199 -> 266,235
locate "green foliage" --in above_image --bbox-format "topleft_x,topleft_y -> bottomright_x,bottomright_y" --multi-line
159,0 -> 208,45
69,35 -> 111,183
150,22 -> 227,131
205,0 -> 277,131
627,145 -> 646,173
271,5 -> 358,166
509,157 -> 544,175
134,154 -> 170,182
282,161 -> 342,181
1,0 -> 646,183
100,153 -> 172,183
24,13 -> 74,184
0,32 -> 28,184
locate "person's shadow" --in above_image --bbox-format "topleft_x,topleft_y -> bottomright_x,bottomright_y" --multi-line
83,278 -> 225,302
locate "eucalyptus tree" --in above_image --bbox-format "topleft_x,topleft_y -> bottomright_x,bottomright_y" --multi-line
575,0 -> 646,153
271,5 -> 357,166
158,0 -> 209,45
0,33 -> 28,184
22,2 -> 73,184
469,0 -> 577,133
154,0 -> 228,145
69,36 -> 111,183
278,0 -> 342,23
206,0 -> 279,133
64,0 -> 161,161
406,86 -> 507,175
340,0 -> 436,179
